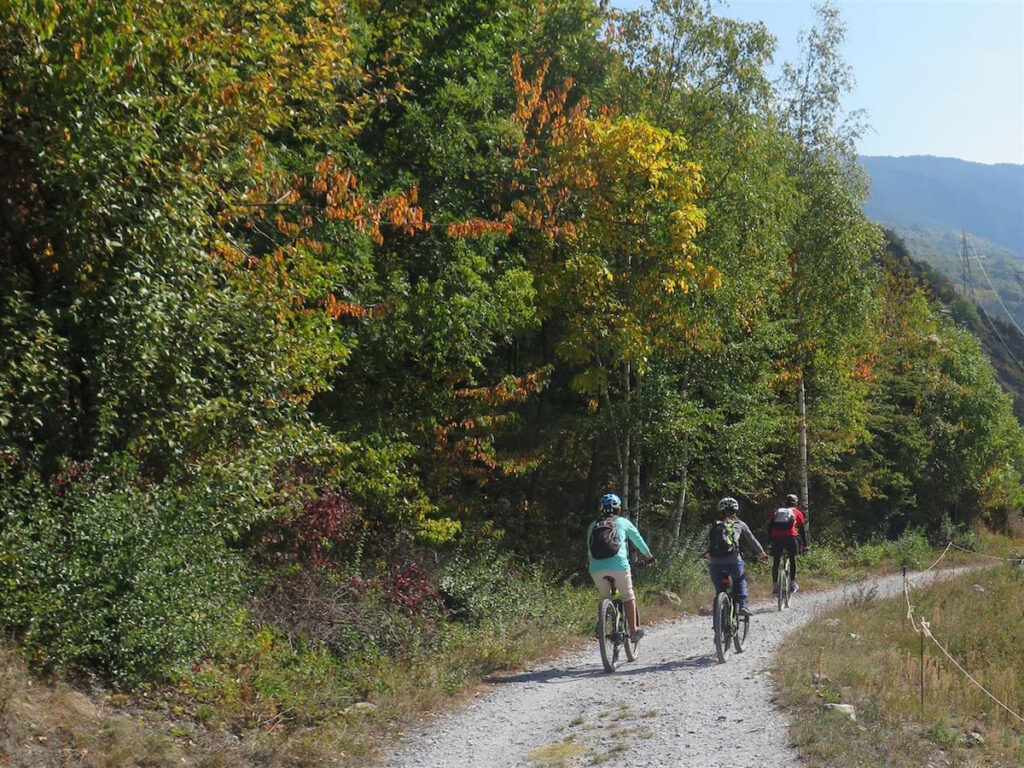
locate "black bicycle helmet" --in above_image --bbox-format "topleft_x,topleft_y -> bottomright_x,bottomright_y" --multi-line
717,497 -> 739,514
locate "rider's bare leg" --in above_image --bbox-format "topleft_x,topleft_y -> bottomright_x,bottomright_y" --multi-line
623,598 -> 638,634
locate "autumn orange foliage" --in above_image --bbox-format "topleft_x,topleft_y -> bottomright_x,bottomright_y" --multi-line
453,366 -> 552,406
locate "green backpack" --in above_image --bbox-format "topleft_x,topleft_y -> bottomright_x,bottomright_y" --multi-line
708,519 -> 737,557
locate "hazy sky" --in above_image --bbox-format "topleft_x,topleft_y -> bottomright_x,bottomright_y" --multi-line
614,1 -> 1024,166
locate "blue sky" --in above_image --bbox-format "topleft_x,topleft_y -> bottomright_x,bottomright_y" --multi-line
612,1 -> 1024,166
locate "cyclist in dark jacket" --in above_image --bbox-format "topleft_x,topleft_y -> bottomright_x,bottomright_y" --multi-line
707,497 -> 766,616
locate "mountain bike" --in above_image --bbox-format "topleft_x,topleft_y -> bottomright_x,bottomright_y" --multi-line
712,569 -> 748,663
596,573 -> 638,673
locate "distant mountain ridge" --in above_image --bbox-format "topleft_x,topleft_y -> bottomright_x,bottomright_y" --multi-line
860,155 -> 1024,331
860,155 -> 1024,258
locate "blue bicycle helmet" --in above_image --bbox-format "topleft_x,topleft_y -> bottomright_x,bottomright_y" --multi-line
599,493 -> 622,512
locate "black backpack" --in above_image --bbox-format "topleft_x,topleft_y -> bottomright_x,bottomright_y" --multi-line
772,506 -> 796,533
589,516 -> 621,559
708,519 -> 737,557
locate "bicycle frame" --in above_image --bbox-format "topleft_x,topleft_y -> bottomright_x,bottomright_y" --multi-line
720,570 -> 741,626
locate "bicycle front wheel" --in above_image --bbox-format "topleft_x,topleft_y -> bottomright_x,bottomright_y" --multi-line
713,591 -> 731,663
597,598 -> 618,673
733,612 -> 749,653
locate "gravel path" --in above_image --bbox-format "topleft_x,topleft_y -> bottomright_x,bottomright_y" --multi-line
381,568 -> 955,768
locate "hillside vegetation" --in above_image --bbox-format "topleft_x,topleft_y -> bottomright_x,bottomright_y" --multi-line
881,232 -> 1024,420
1,0 -> 1023,764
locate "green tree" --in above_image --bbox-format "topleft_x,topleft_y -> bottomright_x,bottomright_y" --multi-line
0,0 -> 424,678
601,0 -> 794,530
311,0 -> 609,538
775,1 -> 881,527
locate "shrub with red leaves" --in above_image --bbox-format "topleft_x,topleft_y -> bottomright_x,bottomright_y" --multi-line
52,459 -> 92,493
289,490 -> 365,568
382,560 -> 438,614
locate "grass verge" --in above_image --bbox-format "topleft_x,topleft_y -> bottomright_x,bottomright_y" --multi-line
773,558 -> 1024,768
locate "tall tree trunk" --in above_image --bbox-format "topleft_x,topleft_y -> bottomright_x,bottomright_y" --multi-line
630,448 -> 641,527
621,431 -> 630,514
620,362 -> 631,514
601,376 -> 625,494
586,441 -> 600,518
672,439 -> 689,551
799,376 -> 810,536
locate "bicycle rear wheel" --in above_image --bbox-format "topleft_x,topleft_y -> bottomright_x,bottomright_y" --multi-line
623,602 -> 638,662
713,591 -> 732,663
597,598 -> 618,672
778,560 -> 790,611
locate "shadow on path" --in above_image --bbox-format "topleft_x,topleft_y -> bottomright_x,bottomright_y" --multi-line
484,666 -> 606,685
614,653 -> 719,675
484,649 -> 719,685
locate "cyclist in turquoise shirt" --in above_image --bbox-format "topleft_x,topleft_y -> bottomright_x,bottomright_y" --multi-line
587,493 -> 654,642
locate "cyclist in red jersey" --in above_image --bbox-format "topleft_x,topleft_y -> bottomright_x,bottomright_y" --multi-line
767,493 -> 808,595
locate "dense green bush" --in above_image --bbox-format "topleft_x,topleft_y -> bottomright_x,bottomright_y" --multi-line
801,543 -> 843,579
181,622 -> 361,725
437,543 -> 590,635
651,534 -> 708,595
885,527 -> 932,569
0,466 -> 245,682
439,546 -> 541,626
849,540 -> 887,567
938,514 -> 982,552
0,292 -> 72,469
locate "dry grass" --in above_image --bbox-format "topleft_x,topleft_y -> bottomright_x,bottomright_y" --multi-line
526,740 -> 589,767
0,642 -> 185,767
0,637 -> 366,767
773,561 -> 1024,768
0,598 -> 597,767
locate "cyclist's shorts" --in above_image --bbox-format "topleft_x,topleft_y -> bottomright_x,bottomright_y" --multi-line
591,568 -> 635,602
770,536 -> 799,558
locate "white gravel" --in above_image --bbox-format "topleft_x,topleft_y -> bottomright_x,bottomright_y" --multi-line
380,569 -> 955,768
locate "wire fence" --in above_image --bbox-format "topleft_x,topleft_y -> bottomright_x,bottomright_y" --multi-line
901,542 -> 1024,724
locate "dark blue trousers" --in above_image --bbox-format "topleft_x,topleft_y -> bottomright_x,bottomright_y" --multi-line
708,559 -> 748,607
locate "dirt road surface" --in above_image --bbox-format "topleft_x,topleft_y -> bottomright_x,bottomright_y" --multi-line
381,570 -> 941,768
